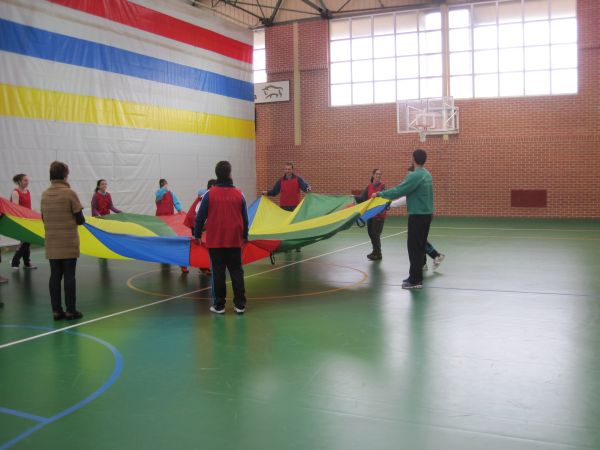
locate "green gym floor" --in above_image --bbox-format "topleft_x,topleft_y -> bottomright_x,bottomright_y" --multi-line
1,217 -> 599,450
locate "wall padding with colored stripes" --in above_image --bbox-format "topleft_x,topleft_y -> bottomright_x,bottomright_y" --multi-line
0,0 -> 255,224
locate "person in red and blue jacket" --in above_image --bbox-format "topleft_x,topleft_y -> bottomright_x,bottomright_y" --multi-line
183,179 -> 216,231
183,179 -> 216,276
10,173 -> 37,270
155,179 -> 182,216
355,168 -> 386,261
91,179 -> 122,217
262,162 -> 311,212
194,161 -> 248,315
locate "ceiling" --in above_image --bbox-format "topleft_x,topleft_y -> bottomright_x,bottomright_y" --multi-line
189,0 -> 443,28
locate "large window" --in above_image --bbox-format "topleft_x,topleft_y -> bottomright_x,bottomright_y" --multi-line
329,0 -> 577,105
254,29 -> 266,83
330,10 -> 443,106
450,0 -> 577,98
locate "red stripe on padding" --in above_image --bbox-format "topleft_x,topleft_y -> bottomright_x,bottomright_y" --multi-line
47,0 -> 253,63
156,212 -> 192,237
189,240 -> 280,269
0,197 -> 42,219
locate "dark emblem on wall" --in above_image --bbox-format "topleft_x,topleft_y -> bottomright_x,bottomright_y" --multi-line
262,85 -> 284,98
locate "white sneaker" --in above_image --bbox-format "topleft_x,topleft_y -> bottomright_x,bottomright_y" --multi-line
433,254 -> 445,270
234,306 -> 245,315
209,306 -> 225,314
24,264 -> 37,270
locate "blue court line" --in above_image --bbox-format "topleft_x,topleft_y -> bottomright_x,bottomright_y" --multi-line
0,18 -> 254,102
0,407 -> 46,423
0,325 -> 123,450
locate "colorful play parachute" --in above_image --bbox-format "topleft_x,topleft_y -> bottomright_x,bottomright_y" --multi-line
0,194 -> 389,267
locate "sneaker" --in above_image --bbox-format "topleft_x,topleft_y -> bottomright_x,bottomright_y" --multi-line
367,253 -> 382,261
402,281 -> 423,289
53,310 -> 66,321
65,310 -> 83,320
423,263 -> 428,271
24,264 -> 37,270
180,266 -> 189,274
0,276 -> 8,284
11,266 -> 19,270
433,254 -> 445,270
234,306 -> 246,315
209,305 -> 225,314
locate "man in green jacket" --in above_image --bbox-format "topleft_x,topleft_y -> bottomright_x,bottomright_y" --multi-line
373,149 -> 433,289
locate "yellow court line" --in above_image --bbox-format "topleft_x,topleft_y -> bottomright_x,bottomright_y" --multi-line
126,262 -> 369,300
0,83 -> 255,139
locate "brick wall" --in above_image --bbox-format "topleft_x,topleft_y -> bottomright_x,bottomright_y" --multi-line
256,0 -> 600,218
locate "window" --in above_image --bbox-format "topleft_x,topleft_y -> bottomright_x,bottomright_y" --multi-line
449,0 -> 577,99
329,10 -> 443,106
253,29 -> 266,83
329,0 -> 577,104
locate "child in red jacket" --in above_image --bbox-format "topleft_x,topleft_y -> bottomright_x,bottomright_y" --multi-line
11,173 -> 36,270
91,179 -> 122,217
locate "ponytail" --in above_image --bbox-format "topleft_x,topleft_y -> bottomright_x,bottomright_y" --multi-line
12,173 -> 26,184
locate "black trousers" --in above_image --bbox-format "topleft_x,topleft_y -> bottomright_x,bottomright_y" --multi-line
49,259 -> 77,313
208,248 -> 246,309
367,218 -> 385,254
12,242 -> 31,267
407,215 -> 432,284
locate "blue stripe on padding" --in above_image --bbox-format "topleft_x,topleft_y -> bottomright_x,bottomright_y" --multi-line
359,203 -> 388,222
246,197 -> 260,227
0,18 -> 253,102
84,224 -> 190,266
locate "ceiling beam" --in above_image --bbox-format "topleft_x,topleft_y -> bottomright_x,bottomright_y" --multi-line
300,0 -> 332,19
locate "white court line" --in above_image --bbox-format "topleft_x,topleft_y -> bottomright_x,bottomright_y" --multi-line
0,230 -> 407,350
358,226 -> 600,233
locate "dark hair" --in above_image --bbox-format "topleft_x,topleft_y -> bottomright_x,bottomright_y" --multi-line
49,161 -> 69,181
413,148 -> 427,165
215,161 -> 232,181
13,174 -> 26,184
207,179 -> 217,189
159,178 -> 167,188
370,168 -> 380,184
95,179 -> 106,193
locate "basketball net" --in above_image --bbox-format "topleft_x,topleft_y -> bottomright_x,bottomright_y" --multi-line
417,125 -> 428,143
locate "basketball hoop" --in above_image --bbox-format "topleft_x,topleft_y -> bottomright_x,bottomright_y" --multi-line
416,124 -> 429,143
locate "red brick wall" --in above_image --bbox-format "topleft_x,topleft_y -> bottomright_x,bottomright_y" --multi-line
256,0 -> 600,218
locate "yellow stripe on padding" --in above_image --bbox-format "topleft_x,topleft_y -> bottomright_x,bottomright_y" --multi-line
250,197 -> 390,235
9,215 -> 159,260
0,84 -> 255,140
